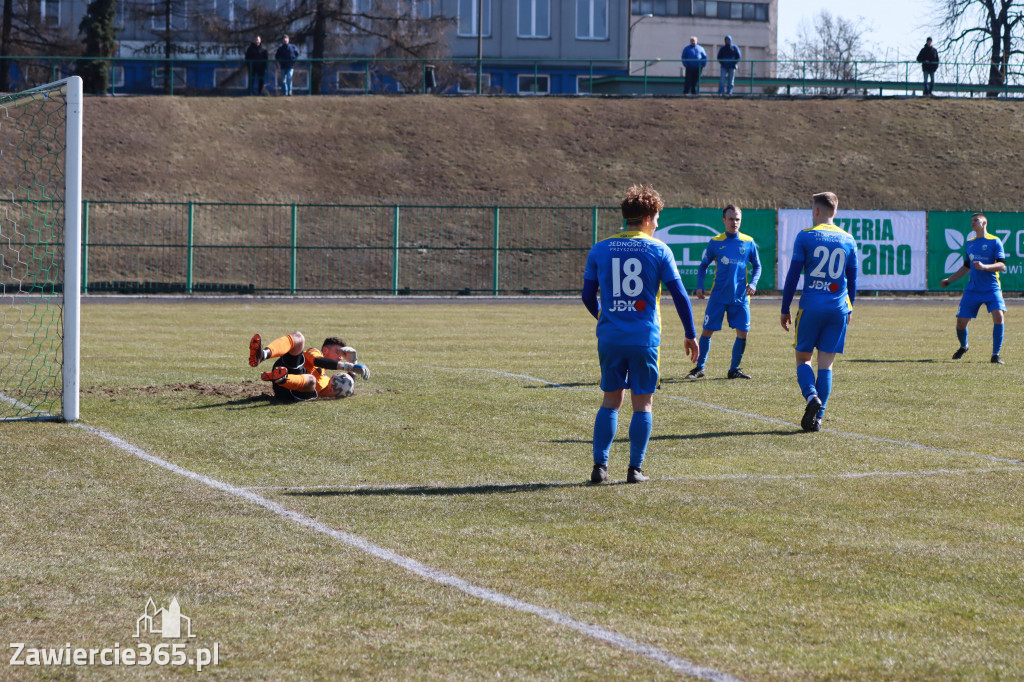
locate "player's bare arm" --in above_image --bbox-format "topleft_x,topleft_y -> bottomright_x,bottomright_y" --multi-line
941,264 -> 971,287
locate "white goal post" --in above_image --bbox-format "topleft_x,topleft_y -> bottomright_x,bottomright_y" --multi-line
0,75 -> 82,422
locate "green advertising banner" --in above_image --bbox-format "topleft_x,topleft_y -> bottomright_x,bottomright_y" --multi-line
652,208 -> 776,291
928,212 -> 1024,291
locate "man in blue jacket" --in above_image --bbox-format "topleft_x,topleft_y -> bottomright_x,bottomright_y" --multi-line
275,35 -> 300,96
717,35 -> 741,95
681,36 -> 707,95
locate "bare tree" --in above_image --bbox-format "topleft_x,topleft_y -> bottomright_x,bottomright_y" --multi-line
934,0 -> 1024,96
0,0 -> 79,91
780,10 -> 884,95
207,0 -> 453,94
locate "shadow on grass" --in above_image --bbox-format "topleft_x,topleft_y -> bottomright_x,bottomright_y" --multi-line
524,381 -> 597,389
283,479 -> 633,498
847,358 -> 938,364
180,395 -> 276,410
550,428 -> 800,445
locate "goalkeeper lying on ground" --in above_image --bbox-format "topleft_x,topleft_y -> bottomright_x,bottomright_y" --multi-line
248,331 -> 370,401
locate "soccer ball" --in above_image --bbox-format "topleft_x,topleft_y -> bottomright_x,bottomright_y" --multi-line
330,372 -> 355,398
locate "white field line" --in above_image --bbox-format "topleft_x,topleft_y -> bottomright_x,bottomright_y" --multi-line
72,422 -> 741,682
245,467 -> 1023,492
425,366 -> 1024,470
0,391 -> 56,421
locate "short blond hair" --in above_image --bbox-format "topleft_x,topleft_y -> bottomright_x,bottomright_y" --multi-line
620,184 -> 665,226
813,192 -> 838,214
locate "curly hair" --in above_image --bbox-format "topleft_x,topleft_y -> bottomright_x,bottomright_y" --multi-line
620,184 -> 665,226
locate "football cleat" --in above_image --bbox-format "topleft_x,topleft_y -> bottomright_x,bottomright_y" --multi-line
801,395 -> 823,432
590,464 -> 608,484
249,333 -> 263,367
260,366 -> 287,383
952,346 -> 969,360
727,368 -> 751,379
685,367 -> 706,380
991,354 -> 1004,364
626,466 -> 649,483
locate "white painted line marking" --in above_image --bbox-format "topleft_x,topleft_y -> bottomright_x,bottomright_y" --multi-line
425,366 -> 1024,469
0,391 -> 56,421
72,422 -> 741,682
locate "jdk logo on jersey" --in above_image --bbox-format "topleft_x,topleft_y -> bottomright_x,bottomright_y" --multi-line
806,280 -> 840,292
609,299 -> 647,312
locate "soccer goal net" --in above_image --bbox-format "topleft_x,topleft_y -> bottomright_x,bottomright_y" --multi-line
0,76 -> 82,422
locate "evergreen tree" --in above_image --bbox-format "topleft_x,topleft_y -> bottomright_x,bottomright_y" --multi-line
77,0 -> 118,94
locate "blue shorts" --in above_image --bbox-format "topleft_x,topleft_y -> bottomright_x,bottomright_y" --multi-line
794,308 -> 849,354
597,342 -> 660,395
957,289 -> 1006,319
703,299 -> 750,332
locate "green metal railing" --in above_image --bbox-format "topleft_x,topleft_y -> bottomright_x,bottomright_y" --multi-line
13,55 -> 1024,97
77,200 -> 622,295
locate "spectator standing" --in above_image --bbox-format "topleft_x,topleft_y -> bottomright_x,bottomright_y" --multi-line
245,36 -> 268,95
916,37 -> 939,96
681,36 -> 707,95
276,35 -> 300,96
717,35 -> 741,95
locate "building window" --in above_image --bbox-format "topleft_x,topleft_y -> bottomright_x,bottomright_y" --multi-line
517,74 -> 549,95
110,66 -> 125,89
634,0 -> 765,18
42,0 -> 60,26
336,69 -> 368,92
152,66 -> 187,89
518,0 -> 549,39
214,68 -> 247,89
458,0 -> 491,37
456,72 -> 490,93
151,0 -> 189,31
576,0 -> 607,40
414,0 -> 431,18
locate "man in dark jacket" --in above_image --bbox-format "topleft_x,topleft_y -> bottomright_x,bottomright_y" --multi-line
275,35 -> 300,96
916,37 -> 939,96
245,36 -> 268,95
717,35 -> 741,95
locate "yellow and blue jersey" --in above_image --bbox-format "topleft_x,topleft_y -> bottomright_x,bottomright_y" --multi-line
963,232 -> 1005,293
783,224 -> 859,315
694,231 -> 761,304
583,231 -> 683,347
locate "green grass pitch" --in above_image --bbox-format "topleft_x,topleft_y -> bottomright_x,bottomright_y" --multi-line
2,299 -> 1023,679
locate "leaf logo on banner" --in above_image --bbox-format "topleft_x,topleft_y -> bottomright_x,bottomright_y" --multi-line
944,252 -> 963,274
945,229 -> 965,251
943,230 -> 967,274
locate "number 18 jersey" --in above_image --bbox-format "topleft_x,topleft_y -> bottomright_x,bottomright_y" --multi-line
794,224 -> 859,314
583,231 -> 683,347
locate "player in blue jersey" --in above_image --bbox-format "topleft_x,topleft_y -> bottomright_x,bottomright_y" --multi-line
780,192 -> 859,432
582,184 -> 699,484
940,213 -> 1007,364
686,204 -> 762,380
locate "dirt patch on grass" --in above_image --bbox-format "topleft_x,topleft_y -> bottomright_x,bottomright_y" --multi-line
85,95 -> 1024,209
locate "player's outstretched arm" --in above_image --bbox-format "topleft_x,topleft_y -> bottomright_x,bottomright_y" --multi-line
780,257 -> 804,325
665,279 -> 697,340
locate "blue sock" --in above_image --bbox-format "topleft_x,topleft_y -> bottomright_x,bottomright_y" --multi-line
592,407 -> 618,466
628,411 -> 653,469
796,364 -> 817,400
815,368 -> 832,419
730,337 -> 747,371
993,323 -> 1004,355
697,335 -> 711,369
957,327 -> 968,349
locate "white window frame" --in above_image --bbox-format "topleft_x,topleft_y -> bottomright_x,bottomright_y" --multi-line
518,0 -> 549,39
517,73 -> 549,95
576,74 -> 595,95
335,69 -> 368,92
42,0 -> 61,26
111,65 -> 125,89
151,0 -> 189,31
413,0 -> 431,19
576,0 -> 608,40
214,67 -> 247,89
456,72 -> 491,93
151,66 -> 187,88
458,0 -> 491,37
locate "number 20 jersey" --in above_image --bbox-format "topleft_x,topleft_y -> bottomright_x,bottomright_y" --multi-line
793,224 -> 859,315
583,230 -> 684,347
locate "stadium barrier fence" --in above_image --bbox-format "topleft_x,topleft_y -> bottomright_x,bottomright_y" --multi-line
4,200 -> 1018,296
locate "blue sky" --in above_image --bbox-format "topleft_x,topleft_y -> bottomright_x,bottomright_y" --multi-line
778,0 -> 938,60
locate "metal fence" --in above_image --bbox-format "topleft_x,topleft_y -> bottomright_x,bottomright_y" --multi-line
13,55 -> 1024,97
80,200 -> 623,295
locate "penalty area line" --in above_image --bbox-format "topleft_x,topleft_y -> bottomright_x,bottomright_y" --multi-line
71,422 -> 741,682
